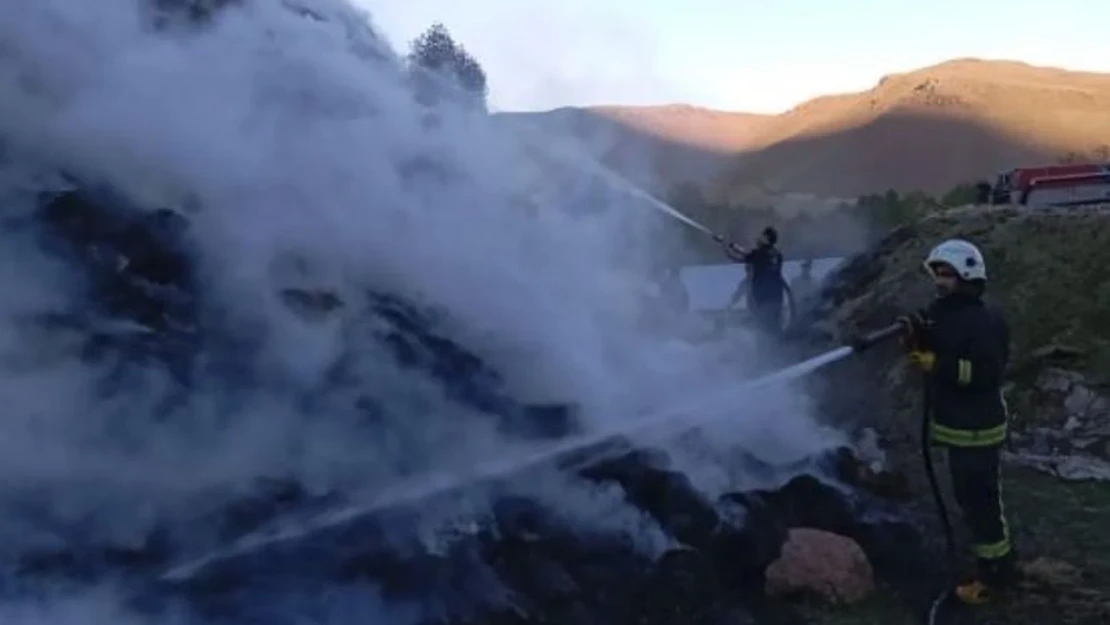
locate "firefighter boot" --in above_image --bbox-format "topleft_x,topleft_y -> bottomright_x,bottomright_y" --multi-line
955,553 -> 1019,605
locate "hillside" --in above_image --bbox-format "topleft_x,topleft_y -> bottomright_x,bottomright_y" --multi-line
813,204 -> 1110,458
799,204 -> 1110,624
717,59 -> 1110,197
586,104 -> 771,153
504,59 -> 1110,201
494,105 -> 770,192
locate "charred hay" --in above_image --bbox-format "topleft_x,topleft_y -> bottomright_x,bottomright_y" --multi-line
28,183 -> 579,440
9,181 -> 933,624
16,445 -> 929,625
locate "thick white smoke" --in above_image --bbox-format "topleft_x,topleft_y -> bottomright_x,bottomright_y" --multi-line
0,0 -> 845,621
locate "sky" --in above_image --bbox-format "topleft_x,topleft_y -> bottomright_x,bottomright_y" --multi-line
353,0 -> 1110,114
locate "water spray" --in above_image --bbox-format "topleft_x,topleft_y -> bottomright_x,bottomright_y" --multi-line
159,321 -> 908,584
569,155 -> 717,238
513,119 -> 736,247
513,132 -> 822,331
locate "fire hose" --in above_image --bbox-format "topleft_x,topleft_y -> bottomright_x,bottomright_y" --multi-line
852,321 -> 957,625
923,373 -> 956,625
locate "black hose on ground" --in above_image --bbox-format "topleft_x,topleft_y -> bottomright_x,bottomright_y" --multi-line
849,322 -> 958,624
922,374 -> 957,625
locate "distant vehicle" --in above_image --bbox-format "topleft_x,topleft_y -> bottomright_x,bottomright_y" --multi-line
988,163 -> 1110,208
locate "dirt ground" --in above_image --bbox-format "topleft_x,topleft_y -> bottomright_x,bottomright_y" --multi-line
796,464 -> 1110,625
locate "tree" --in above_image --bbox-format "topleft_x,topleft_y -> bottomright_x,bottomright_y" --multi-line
407,23 -> 489,111
146,0 -> 239,27
856,188 -> 937,230
941,181 -> 985,207
1059,151 -> 1085,164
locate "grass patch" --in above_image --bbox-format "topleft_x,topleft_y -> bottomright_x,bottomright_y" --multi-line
798,467 -> 1110,625
1005,467 -> 1110,579
793,587 -> 912,624
826,206 -> 1110,432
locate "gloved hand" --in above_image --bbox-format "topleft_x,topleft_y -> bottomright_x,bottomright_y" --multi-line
896,309 -> 931,350
907,350 -> 936,372
897,309 -> 930,333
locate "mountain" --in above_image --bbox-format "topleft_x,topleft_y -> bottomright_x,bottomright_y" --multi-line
718,59 -> 1110,197
494,105 -> 771,193
503,59 -> 1110,200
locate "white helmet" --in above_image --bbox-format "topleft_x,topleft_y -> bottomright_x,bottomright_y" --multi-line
923,239 -> 986,281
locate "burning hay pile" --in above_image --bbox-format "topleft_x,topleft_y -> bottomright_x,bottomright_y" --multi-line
5,183 -> 934,625
21,446 -> 929,625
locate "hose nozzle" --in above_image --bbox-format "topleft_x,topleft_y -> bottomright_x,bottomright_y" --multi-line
850,322 -> 906,353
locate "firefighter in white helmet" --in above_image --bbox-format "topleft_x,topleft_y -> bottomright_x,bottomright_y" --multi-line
900,238 -> 1016,604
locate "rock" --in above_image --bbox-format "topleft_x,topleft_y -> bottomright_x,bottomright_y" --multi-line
1034,367 -> 1108,421
763,528 -> 875,604
1037,367 -> 1084,394
1002,367 -> 1110,481
1029,343 -> 1086,362
1003,449 -> 1110,481
1019,557 -> 1083,586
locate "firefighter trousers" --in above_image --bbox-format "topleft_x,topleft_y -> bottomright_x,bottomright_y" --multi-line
749,298 -> 783,336
946,444 -> 1015,579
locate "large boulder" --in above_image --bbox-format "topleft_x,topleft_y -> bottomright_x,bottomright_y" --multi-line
763,527 -> 874,604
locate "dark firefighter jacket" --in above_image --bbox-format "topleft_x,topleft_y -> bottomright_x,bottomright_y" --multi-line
920,292 -> 1011,447
739,244 -> 785,306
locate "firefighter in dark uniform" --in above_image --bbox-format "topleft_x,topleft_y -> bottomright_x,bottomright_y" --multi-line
718,226 -> 786,335
901,238 -> 1016,604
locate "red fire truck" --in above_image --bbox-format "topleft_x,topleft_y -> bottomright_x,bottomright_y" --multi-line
989,163 -> 1110,207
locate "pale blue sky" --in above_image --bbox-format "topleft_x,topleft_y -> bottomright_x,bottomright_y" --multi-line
354,0 -> 1107,113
